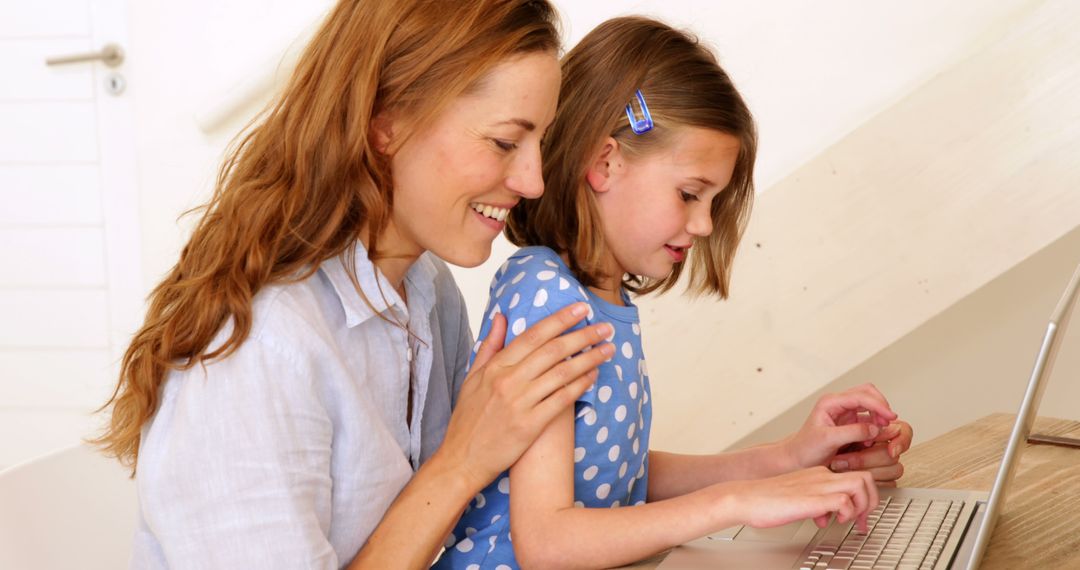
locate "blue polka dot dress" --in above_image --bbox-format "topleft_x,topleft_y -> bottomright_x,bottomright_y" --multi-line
432,246 -> 653,569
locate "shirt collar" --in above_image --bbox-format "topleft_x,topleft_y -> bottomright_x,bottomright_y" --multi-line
320,242 -> 438,328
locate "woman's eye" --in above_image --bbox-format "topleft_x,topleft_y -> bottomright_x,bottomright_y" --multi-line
679,190 -> 700,202
493,139 -> 518,152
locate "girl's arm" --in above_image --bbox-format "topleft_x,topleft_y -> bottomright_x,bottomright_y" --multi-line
509,407 -> 880,569
645,444 -> 799,502
647,385 -> 912,502
350,305 -> 612,569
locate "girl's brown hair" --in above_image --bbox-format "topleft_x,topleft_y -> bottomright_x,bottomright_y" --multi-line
95,0 -> 559,471
506,16 -> 756,297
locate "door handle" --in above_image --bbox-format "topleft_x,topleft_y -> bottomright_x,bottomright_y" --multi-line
46,43 -> 125,68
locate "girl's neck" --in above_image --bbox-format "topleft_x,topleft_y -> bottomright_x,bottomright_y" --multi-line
558,251 -> 626,307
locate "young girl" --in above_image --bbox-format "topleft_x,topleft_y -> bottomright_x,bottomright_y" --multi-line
435,17 -> 911,568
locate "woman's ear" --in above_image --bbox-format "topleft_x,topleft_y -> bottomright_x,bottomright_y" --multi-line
370,112 -> 395,154
585,137 -> 622,194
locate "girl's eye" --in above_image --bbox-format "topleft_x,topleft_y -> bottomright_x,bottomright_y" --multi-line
679,190 -> 700,202
493,139 -> 518,152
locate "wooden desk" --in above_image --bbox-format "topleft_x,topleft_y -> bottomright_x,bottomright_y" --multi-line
622,414 -> 1080,569
898,413 -> 1080,568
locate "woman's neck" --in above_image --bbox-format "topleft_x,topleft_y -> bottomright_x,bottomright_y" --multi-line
360,222 -> 423,299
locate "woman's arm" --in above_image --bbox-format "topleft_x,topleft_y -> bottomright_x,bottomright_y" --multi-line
349,303 -> 614,569
508,408 -> 880,569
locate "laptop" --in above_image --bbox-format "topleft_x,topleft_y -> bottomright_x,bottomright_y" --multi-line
657,261 -> 1080,570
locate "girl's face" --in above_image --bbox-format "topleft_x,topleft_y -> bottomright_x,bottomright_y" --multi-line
590,127 -> 741,285
383,52 -> 561,267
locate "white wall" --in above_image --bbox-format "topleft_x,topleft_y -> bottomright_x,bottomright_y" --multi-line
0,0 -> 1057,467
447,0 -> 1040,333
128,0 -> 1038,295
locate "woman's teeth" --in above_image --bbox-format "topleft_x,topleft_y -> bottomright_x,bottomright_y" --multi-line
471,203 -> 510,222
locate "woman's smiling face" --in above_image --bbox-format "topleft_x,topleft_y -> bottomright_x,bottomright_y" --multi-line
383,51 -> 561,267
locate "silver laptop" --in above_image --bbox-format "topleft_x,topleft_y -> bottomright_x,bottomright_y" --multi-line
658,262 -> 1080,570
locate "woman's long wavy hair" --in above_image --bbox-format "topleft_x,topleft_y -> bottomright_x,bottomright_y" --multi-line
506,16 -> 756,298
94,0 -> 559,472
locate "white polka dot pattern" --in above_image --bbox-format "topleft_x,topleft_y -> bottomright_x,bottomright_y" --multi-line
434,246 -> 653,569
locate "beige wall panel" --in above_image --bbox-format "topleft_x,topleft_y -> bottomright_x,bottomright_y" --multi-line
737,225 -> 1080,450
641,1 -> 1080,453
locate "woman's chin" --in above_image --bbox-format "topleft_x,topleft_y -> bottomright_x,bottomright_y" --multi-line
430,242 -> 493,268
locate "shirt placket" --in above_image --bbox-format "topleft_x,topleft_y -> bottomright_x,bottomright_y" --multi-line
406,307 -> 433,471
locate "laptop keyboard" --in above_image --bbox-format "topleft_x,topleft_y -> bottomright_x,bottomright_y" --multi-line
797,497 -> 965,570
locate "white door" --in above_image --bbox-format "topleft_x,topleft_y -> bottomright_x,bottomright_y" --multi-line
0,0 -> 141,469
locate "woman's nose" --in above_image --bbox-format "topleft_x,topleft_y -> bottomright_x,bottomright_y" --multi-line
507,147 -> 544,199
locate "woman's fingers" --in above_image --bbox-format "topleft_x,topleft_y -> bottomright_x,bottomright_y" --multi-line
529,370 -> 600,429
507,321 -> 612,389
522,341 -> 613,406
492,302 -> 591,365
469,313 -> 507,375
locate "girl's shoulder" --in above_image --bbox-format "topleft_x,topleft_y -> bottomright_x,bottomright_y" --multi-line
488,246 -> 591,310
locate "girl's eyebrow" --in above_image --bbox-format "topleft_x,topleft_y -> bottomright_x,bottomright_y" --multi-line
493,118 -> 536,131
687,176 -> 715,187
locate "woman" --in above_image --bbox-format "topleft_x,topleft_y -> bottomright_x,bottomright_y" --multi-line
94,1 -> 612,567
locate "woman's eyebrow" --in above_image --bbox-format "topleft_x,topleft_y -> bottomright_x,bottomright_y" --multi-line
493,118 -> 537,131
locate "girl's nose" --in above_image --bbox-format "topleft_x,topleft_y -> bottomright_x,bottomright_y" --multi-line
687,206 -> 713,237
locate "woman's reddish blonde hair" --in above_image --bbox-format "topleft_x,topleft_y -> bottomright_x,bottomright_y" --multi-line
94,0 -> 559,472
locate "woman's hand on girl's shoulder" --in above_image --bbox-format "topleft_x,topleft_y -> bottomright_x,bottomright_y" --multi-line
436,302 -> 615,491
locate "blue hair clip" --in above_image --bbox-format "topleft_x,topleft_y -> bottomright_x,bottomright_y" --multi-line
625,89 -> 653,135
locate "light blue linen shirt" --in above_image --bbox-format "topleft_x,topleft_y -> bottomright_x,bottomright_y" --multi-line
129,244 -> 473,569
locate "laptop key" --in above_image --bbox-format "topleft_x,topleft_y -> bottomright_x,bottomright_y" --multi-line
826,556 -> 855,569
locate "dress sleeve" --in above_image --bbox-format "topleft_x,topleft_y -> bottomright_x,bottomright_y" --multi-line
136,334 -> 339,569
473,262 -> 597,409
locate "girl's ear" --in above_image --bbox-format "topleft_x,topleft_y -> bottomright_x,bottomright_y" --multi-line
585,137 -> 622,194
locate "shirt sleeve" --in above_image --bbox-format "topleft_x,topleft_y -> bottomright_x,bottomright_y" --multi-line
450,280 -> 475,410
136,333 -> 338,569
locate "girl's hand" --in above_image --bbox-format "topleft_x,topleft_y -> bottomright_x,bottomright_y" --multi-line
722,466 -> 879,532
438,303 -> 615,491
780,383 -> 902,474
829,421 -> 913,486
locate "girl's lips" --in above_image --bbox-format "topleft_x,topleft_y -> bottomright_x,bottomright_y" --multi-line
664,245 -> 687,262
